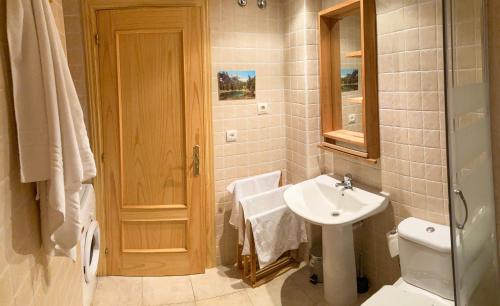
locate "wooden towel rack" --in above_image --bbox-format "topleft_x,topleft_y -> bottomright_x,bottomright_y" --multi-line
236,174 -> 300,288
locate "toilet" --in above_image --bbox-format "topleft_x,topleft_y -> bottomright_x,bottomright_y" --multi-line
362,217 -> 455,306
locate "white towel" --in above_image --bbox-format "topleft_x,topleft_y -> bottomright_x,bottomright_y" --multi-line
240,186 -> 308,267
7,0 -> 96,260
226,170 -> 281,243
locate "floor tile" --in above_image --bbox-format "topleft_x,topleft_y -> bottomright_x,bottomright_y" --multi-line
92,265 -> 376,306
284,266 -> 324,304
92,276 -> 142,306
190,266 -> 248,300
143,276 -> 194,306
245,270 -> 314,306
196,291 -> 253,306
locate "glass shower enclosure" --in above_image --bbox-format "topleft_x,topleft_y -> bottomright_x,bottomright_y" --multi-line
444,0 -> 500,304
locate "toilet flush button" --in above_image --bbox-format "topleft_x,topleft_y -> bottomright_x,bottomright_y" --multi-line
226,130 -> 237,142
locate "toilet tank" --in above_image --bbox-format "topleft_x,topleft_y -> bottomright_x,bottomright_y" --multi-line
398,217 -> 454,300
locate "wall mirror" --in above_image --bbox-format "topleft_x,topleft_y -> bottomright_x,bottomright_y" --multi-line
319,0 -> 379,161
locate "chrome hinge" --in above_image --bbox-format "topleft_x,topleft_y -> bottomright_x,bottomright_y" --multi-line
105,248 -> 109,255
95,33 -> 100,45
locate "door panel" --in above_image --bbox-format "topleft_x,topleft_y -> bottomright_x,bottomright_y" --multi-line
97,7 -> 205,276
444,0 -> 500,303
119,30 -> 187,208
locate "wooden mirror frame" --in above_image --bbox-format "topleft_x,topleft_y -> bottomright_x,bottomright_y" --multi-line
318,0 -> 380,161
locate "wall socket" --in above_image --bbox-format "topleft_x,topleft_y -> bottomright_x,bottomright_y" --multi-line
257,103 -> 269,115
348,114 -> 356,124
226,129 -> 237,142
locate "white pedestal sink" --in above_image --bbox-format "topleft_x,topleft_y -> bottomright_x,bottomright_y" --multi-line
283,175 -> 389,306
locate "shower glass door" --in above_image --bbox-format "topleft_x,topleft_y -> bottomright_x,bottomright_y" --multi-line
444,0 -> 500,304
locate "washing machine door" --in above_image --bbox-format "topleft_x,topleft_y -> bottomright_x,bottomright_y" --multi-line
84,220 -> 100,283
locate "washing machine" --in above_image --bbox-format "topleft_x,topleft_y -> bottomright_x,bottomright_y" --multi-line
79,184 -> 100,306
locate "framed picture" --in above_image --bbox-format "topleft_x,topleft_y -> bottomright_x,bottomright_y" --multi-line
217,70 -> 256,100
340,68 -> 359,92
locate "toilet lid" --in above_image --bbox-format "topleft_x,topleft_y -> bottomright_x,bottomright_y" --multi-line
361,286 -> 449,306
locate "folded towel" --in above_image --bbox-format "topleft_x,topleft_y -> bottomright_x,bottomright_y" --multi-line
226,170 -> 281,243
241,186 -> 308,267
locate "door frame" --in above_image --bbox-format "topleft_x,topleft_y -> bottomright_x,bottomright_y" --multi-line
81,0 -> 215,275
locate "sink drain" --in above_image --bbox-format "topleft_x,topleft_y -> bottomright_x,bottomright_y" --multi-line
331,211 -> 340,217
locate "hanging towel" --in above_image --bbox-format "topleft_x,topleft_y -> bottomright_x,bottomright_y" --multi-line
226,170 -> 281,243
240,186 -> 308,267
7,0 -> 96,260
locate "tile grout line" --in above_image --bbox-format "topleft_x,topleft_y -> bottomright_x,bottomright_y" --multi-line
189,275 -> 197,304
141,277 -> 144,306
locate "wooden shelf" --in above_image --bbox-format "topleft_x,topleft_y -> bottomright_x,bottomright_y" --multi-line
345,50 -> 362,58
343,96 -> 363,104
324,129 -> 365,146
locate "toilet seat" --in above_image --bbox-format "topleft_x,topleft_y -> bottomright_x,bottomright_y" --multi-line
361,286 -> 448,306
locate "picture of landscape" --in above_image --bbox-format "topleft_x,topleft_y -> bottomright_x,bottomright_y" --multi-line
340,68 -> 359,92
218,70 -> 256,100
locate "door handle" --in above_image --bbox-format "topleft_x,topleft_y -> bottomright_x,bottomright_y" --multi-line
454,189 -> 469,230
193,145 -> 200,177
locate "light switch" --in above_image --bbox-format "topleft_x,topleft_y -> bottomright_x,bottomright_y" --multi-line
226,130 -> 237,142
257,103 -> 269,115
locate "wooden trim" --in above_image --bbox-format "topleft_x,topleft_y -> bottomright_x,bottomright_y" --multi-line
201,2 -> 216,269
360,0 -> 380,159
319,142 -> 368,158
318,0 -> 360,18
318,142 -> 378,163
343,96 -> 363,104
345,50 -> 362,57
319,16 -> 333,134
81,0 -> 215,275
319,16 -> 342,133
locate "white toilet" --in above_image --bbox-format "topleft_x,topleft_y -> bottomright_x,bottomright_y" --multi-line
362,217 -> 455,306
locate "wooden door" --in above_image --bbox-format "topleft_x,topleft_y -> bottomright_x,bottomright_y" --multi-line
97,7 -> 205,276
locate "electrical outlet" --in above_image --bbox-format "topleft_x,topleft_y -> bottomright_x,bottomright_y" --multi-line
257,103 -> 269,115
348,114 -> 356,124
226,130 -> 237,142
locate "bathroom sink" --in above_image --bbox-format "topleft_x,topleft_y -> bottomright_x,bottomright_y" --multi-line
283,174 -> 389,226
284,174 -> 389,306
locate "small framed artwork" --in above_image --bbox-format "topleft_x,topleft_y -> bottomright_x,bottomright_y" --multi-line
217,70 -> 256,100
340,68 -> 359,92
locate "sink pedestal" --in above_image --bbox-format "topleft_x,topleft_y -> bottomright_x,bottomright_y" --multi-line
322,225 -> 357,306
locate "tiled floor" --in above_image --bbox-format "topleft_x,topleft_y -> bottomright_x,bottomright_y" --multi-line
92,265 -> 372,306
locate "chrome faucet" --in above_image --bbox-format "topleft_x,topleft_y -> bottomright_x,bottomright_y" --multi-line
335,174 -> 353,191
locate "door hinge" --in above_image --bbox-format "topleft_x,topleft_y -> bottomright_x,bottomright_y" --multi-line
105,248 -> 109,255
95,33 -> 100,45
